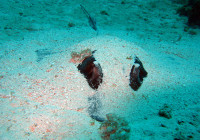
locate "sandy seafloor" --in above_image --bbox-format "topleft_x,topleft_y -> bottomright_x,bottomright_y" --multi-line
0,0 -> 200,139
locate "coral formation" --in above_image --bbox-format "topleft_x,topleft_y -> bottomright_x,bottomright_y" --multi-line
99,114 -> 131,140
70,49 -> 92,64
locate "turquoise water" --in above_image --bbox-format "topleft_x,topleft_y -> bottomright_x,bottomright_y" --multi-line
0,0 -> 200,139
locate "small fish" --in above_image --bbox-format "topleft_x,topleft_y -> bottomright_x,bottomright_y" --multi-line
80,4 -> 97,31
35,49 -> 58,62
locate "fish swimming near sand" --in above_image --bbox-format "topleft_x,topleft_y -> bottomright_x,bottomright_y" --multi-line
80,4 -> 97,31
129,56 -> 148,91
35,49 -> 58,62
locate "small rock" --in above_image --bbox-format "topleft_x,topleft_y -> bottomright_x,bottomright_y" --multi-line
100,10 -> 109,16
160,124 -> 166,127
68,22 -> 75,27
158,104 -> 172,119
99,114 -> 130,139
177,120 -> 184,125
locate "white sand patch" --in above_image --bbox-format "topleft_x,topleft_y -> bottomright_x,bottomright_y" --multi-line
0,34 -> 152,139
0,31 -> 200,139
0,0 -> 199,138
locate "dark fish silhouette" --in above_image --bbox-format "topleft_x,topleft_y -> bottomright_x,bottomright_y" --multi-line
129,57 -> 148,91
77,55 -> 103,90
80,4 -> 97,31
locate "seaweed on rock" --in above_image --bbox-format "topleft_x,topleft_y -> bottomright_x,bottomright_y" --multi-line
99,114 -> 131,140
70,48 -> 93,64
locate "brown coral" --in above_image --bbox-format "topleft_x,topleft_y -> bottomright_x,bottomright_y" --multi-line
70,49 -> 92,64
99,114 -> 131,140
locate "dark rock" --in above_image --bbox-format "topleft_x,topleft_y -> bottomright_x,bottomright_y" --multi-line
68,22 -> 75,27
121,1 -> 125,4
160,124 -> 167,127
158,104 -> 172,119
100,10 -> 109,16
177,0 -> 200,27
19,12 -> 23,16
129,56 -> 148,91
177,120 -> 184,125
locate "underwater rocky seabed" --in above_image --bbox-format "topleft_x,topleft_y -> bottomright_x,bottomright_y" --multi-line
0,0 -> 200,139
